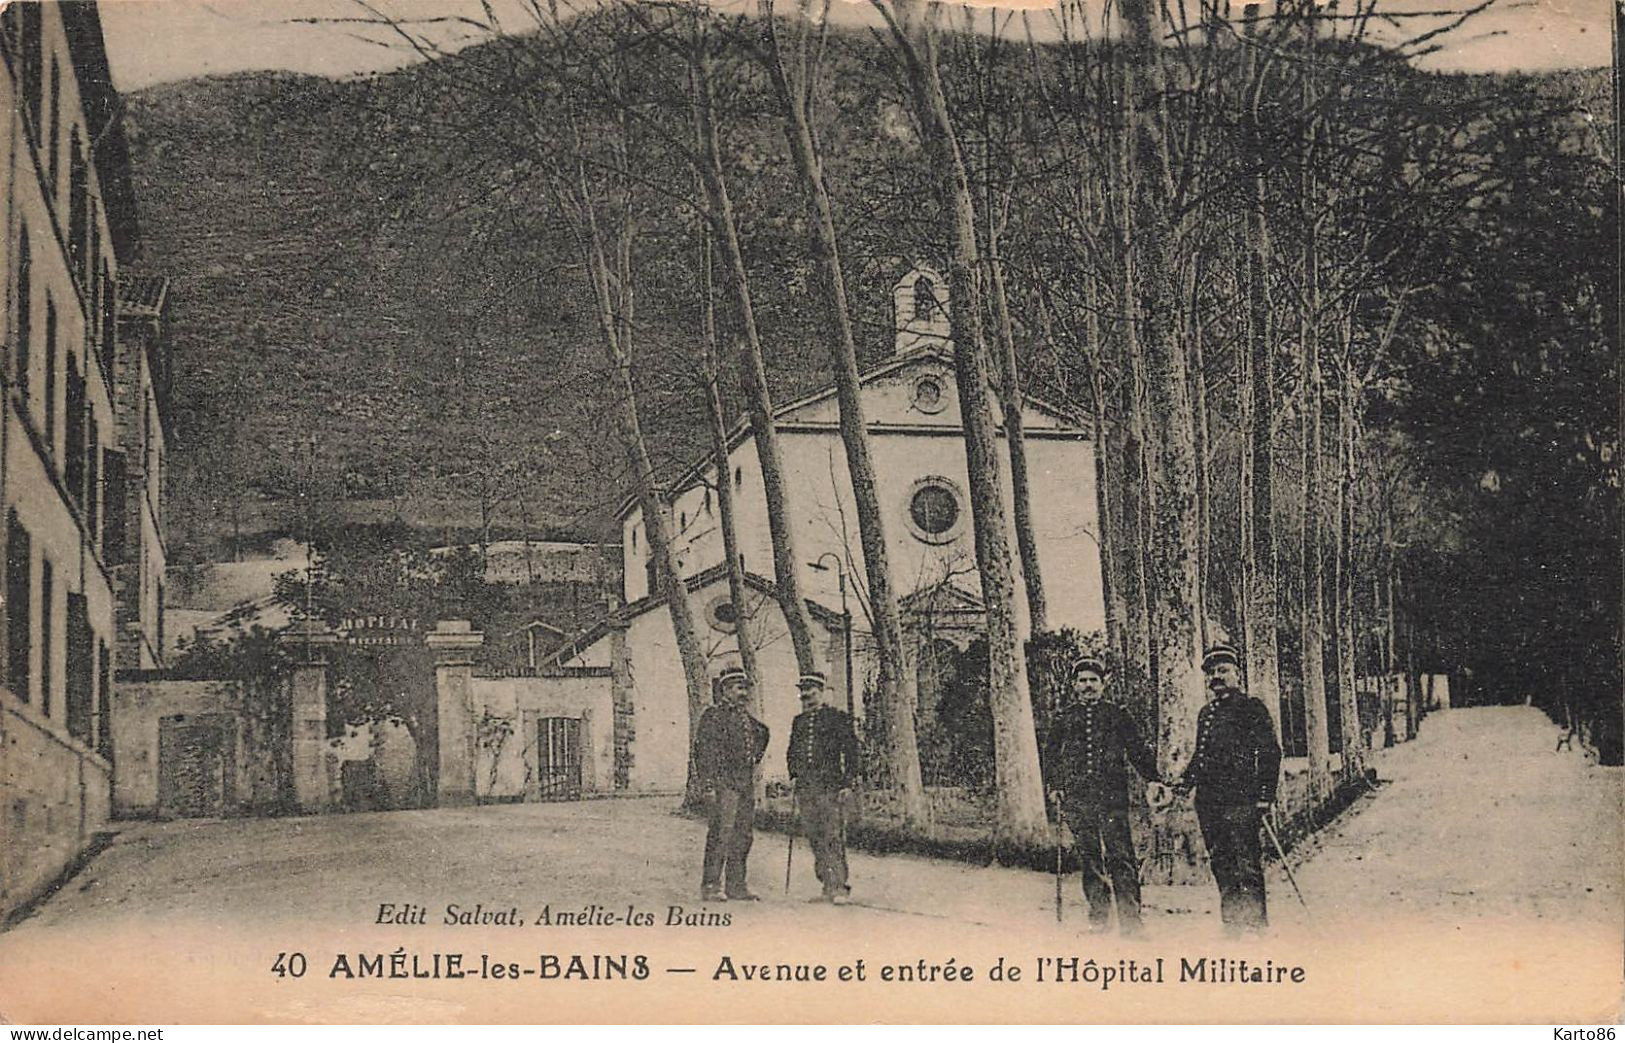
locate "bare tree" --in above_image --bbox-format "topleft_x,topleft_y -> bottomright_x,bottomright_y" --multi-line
677,15 -> 822,676
535,10 -> 717,805
873,0 -> 1048,849
697,218 -> 762,693
751,0 -> 926,823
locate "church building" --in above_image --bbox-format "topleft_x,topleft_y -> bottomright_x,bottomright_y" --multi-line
549,265 -> 1104,793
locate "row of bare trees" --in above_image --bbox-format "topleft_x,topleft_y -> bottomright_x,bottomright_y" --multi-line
346,0 -> 1518,849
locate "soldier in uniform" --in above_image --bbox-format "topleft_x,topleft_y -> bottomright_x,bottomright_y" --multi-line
1172,642 -> 1283,935
787,670 -> 861,904
1042,655 -> 1161,934
695,664 -> 770,902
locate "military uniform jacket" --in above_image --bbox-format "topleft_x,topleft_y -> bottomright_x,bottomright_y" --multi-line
695,703 -> 770,791
787,706 -> 861,789
1178,689 -> 1281,806
1042,700 -> 1160,808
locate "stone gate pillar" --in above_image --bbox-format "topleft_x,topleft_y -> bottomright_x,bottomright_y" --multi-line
280,621 -> 340,813
427,620 -> 485,807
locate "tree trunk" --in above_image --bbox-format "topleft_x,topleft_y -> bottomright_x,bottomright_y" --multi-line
1296,13 -> 1332,803
1400,568 -> 1419,741
1241,23 -> 1283,738
691,53 -> 819,675
1081,287 -> 1126,660
568,136 -> 712,807
1333,332 -> 1362,780
1383,513 -> 1397,748
1143,263 -> 1207,789
1117,0 -> 1206,790
879,0 -> 1049,849
1186,260 -> 1211,650
758,6 -> 925,824
1299,305 -> 1332,802
700,226 -> 761,698
987,226 -> 1048,636
1114,99 -> 1155,694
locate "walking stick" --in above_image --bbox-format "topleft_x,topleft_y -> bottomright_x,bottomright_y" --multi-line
1050,793 -> 1064,923
1261,813 -> 1310,912
785,790 -> 797,895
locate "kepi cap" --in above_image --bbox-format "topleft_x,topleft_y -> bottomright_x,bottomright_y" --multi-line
1201,643 -> 1241,672
1073,655 -> 1109,678
797,671 -> 827,689
716,664 -> 748,685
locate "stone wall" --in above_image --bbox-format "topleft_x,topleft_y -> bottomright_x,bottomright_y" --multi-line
1,691 -> 111,921
111,677 -> 284,818
466,672 -> 614,802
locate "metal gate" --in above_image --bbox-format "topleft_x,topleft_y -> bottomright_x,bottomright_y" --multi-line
536,717 -> 582,801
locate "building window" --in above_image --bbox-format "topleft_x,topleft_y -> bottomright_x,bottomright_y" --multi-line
14,230 -> 30,399
913,276 -> 937,321
87,423 -> 100,543
99,263 -> 114,377
68,135 -> 87,283
18,4 -> 42,144
40,556 -> 53,717
904,476 -> 964,544
733,465 -> 743,489
95,641 -> 112,762
45,56 -> 59,188
630,526 -> 638,552
147,397 -> 159,483
65,362 -> 85,507
912,374 -> 948,415
66,593 -> 91,743
6,512 -> 31,700
705,595 -> 740,634
103,450 -> 126,560
88,221 -> 100,348
43,295 -> 56,448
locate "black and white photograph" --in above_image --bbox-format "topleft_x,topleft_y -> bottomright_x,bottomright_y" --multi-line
0,0 -> 1618,1025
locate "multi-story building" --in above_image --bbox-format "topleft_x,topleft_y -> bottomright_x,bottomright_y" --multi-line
0,1 -> 142,919
114,273 -> 169,670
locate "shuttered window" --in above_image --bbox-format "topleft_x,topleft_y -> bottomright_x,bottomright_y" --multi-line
103,449 -> 126,561
40,556 -> 53,717
5,512 -> 31,700
66,592 -> 91,743
14,231 -> 30,398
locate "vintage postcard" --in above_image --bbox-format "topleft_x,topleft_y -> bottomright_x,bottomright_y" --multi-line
0,0 -> 1618,1025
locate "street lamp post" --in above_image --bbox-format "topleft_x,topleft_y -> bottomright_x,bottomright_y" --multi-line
810,553 -> 854,716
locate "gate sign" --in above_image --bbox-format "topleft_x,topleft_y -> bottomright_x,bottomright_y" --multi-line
337,616 -> 423,646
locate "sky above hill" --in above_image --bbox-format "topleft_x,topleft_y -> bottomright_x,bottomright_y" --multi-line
99,0 -> 1611,92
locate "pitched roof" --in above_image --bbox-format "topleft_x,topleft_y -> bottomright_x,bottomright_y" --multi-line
616,348 -> 1089,520
900,582 -> 985,615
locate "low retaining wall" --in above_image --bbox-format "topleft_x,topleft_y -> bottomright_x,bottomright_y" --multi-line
753,754 -> 1374,878
1,690 -> 112,922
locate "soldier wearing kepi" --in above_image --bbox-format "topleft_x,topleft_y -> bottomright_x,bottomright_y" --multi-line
695,664 -> 771,903
1172,642 -> 1283,935
787,670 -> 861,904
1042,655 -> 1161,935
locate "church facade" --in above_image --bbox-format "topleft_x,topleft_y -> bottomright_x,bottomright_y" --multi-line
551,266 -> 1105,792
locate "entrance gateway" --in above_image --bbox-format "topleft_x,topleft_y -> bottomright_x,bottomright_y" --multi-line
536,716 -> 582,801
